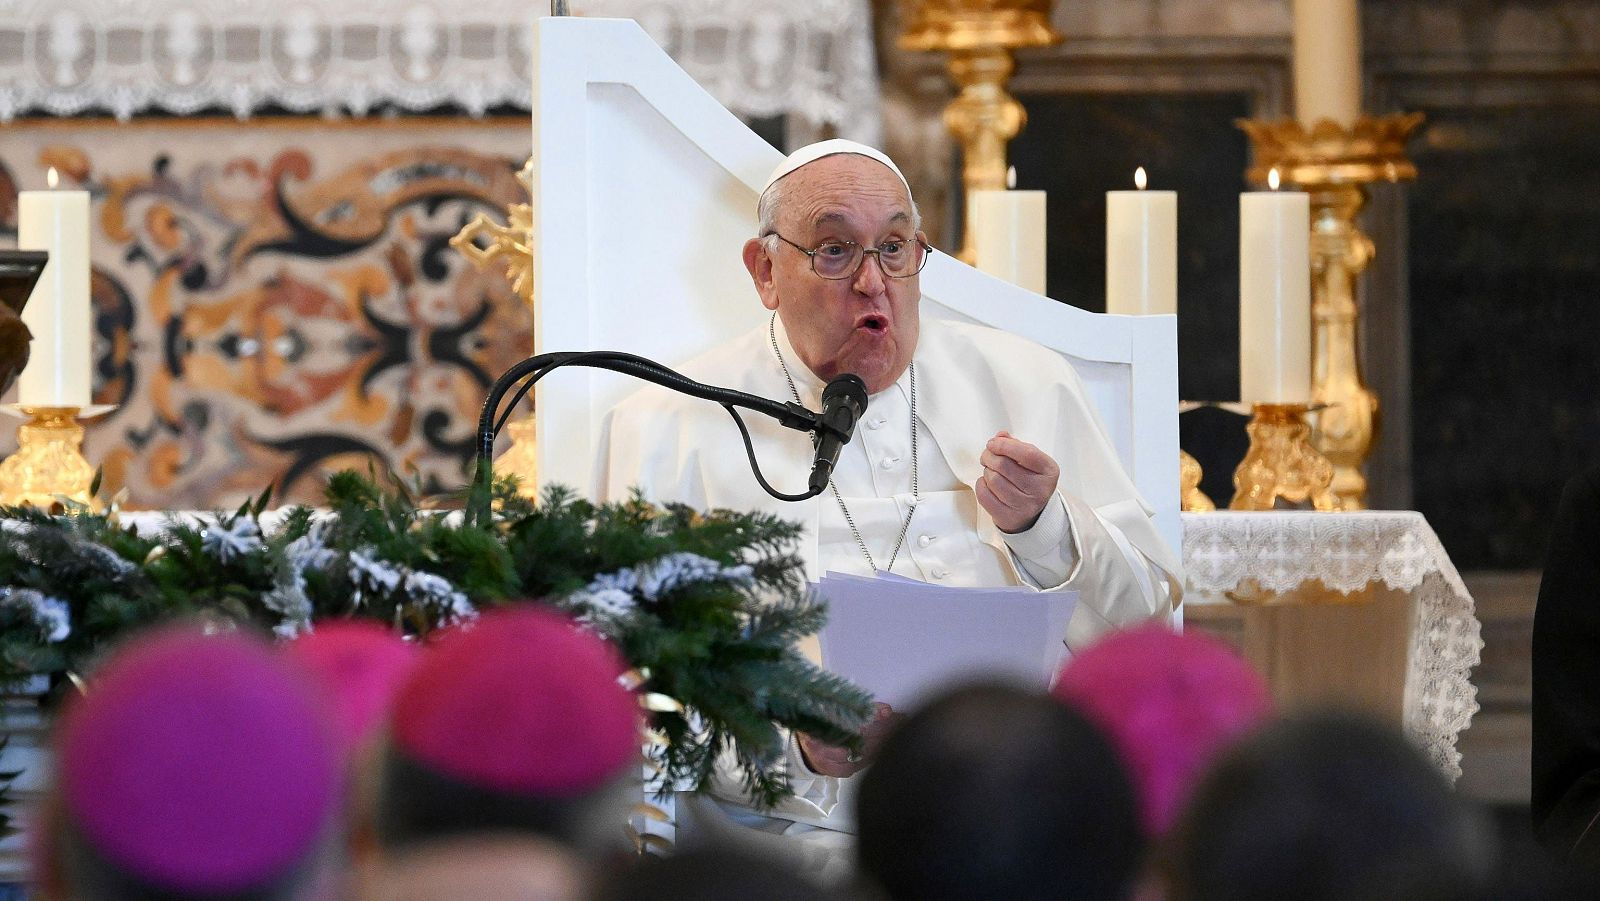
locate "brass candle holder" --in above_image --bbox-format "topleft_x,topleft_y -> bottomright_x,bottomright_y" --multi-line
1181,449 -> 1215,512
1238,113 -> 1423,509
495,416 -> 539,498
1230,403 -> 1341,512
1177,401 -> 1217,512
0,406 -> 108,509
899,0 -> 1061,263
451,158 -> 539,498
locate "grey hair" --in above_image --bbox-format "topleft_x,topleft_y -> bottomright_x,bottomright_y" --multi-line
756,170 -> 922,252
757,178 -> 787,253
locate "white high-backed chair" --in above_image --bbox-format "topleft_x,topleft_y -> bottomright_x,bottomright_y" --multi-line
527,15 -> 1181,569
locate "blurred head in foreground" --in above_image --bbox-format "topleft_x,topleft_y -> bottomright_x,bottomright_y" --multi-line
40,625 -> 344,900
1164,710 -> 1497,901
284,619 -> 419,759
856,682 -> 1143,901
591,845 -> 846,901
1052,624 -> 1272,836
365,835 -> 585,901
377,603 -> 640,857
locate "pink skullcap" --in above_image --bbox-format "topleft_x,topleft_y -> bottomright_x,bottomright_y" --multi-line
285,620 -> 419,755
55,625 -> 342,894
391,604 -> 639,797
1052,625 -> 1272,836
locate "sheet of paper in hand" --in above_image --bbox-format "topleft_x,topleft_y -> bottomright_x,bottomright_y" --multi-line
813,571 -> 1078,710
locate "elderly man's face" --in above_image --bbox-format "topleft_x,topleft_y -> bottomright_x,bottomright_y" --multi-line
743,155 -> 922,396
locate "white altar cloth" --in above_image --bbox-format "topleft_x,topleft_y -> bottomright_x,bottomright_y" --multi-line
1182,510 -> 1483,780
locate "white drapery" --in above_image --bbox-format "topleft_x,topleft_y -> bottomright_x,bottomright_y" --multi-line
1183,510 -> 1483,781
0,0 -> 882,143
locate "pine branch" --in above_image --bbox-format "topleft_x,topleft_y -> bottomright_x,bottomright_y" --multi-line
0,473 -> 877,810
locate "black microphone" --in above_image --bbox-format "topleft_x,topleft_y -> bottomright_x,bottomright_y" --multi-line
474,349 -> 834,507
808,373 -> 869,494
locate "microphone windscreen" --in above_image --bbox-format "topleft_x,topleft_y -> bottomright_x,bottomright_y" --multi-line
823,373 -> 868,414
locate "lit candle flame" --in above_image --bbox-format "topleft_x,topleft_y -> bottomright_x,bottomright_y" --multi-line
1134,167 -> 1148,190
46,167 -> 59,189
1006,165 -> 1017,190
1268,167 -> 1281,191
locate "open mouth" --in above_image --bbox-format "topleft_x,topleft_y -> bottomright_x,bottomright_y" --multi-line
856,313 -> 890,333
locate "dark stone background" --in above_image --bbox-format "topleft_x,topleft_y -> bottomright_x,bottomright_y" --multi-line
1407,105 -> 1600,568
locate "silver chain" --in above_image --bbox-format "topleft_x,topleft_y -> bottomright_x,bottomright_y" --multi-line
770,314 -> 919,573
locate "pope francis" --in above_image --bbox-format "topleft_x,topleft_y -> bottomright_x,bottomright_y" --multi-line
593,139 -> 1182,868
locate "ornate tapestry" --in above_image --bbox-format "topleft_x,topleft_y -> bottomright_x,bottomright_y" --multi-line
0,119 -> 534,509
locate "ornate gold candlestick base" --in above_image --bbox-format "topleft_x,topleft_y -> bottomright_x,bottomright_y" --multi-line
899,0 -> 1061,263
1181,450 -> 1215,512
453,157 -> 538,494
943,47 -> 1023,265
1238,113 -> 1423,510
0,407 -> 97,509
1230,404 -> 1341,512
498,416 -> 539,499
449,157 -> 534,305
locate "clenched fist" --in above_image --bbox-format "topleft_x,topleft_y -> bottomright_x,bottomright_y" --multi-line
976,431 -> 1060,534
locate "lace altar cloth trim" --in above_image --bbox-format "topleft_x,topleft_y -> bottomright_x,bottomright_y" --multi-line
0,0 -> 882,142
1182,511 -> 1483,781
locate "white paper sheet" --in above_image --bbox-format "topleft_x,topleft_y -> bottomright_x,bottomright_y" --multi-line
814,571 -> 1078,710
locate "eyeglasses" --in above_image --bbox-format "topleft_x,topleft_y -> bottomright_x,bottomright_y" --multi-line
766,233 -> 931,280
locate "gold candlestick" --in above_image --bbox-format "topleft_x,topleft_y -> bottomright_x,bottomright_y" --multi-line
0,406 -> 97,509
496,416 -> 539,499
1230,403 -> 1341,512
899,0 -> 1061,263
1238,113 -> 1422,509
451,158 -> 539,498
1180,449 -> 1215,512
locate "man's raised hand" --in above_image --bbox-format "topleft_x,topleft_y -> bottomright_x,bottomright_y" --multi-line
976,431 -> 1061,534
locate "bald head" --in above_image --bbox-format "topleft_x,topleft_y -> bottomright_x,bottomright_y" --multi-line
857,683 -> 1144,901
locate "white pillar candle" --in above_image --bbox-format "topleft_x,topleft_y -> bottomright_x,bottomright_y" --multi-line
1293,0 -> 1362,126
1105,167 -> 1177,316
970,168 -> 1047,295
1239,173 -> 1311,404
17,169 -> 92,408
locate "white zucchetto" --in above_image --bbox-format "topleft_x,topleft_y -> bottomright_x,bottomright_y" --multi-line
760,139 -> 912,202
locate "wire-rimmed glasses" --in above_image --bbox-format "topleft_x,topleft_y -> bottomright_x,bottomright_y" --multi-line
766,233 -> 931,280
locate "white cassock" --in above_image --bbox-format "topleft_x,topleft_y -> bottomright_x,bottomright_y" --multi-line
594,314 -> 1183,872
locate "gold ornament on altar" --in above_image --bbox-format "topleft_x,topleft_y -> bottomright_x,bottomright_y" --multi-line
1180,449 -> 1215,512
0,407 -> 98,509
899,0 -> 1061,263
451,158 -> 539,496
1238,113 -> 1423,510
451,158 -> 535,305
1230,403 -> 1341,512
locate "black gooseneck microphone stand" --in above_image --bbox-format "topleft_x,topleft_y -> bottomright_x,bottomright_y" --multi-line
474,350 -> 839,504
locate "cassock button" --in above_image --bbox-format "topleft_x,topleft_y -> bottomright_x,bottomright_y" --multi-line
880,457 -> 899,470
866,418 -> 886,430
917,534 -> 934,548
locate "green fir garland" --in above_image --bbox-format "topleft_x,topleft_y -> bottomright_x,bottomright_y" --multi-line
0,471 -> 873,813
